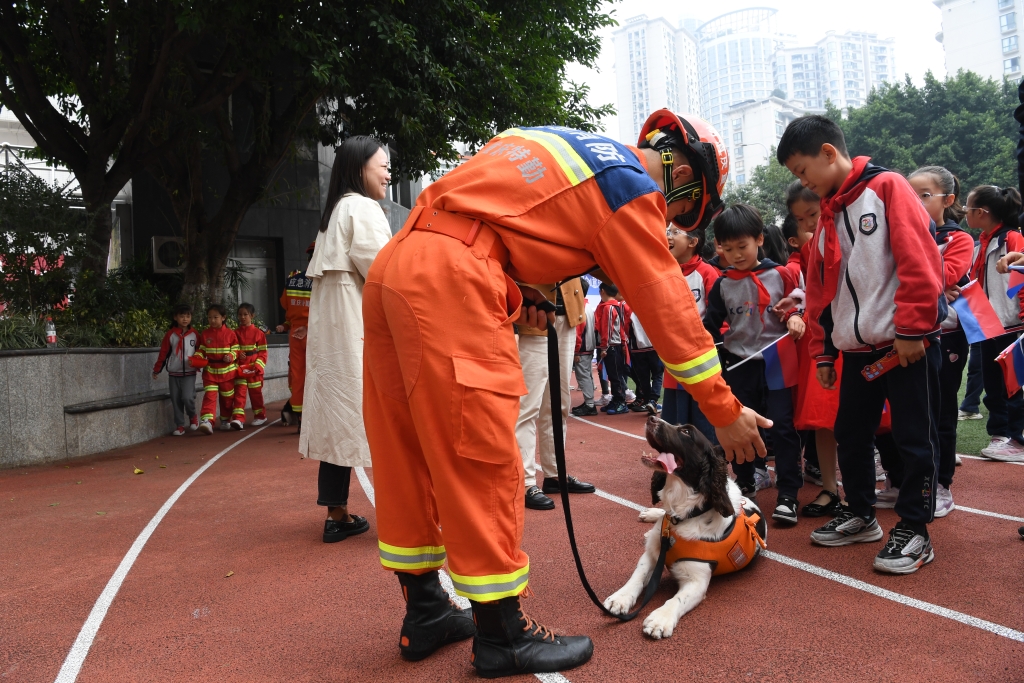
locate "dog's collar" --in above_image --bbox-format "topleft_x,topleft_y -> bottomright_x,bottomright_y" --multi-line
669,502 -> 712,525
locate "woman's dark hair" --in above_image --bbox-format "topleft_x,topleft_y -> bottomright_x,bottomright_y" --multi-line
785,179 -> 819,211
762,224 -> 790,264
910,166 -> 965,224
238,302 -> 255,316
712,203 -> 764,243
968,185 -> 1023,229
319,135 -> 386,232
207,303 -> 228,318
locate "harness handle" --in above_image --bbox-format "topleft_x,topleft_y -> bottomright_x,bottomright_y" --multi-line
547,325 -> 669,622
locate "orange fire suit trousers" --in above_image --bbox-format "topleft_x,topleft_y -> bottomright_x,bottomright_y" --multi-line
288,334 -> 307,413
233,377 -> 265,419
363,222 -> 531,601
200,379 -> 236,423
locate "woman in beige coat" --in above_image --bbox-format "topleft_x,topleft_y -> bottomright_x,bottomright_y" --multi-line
300,136 -> 393,543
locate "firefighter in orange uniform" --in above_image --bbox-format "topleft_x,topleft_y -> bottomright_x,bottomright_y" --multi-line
275,243 -> 314,424
362,111 -> 771,677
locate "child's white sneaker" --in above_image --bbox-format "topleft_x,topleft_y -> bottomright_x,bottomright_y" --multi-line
980,436 -> 1024,462
198,420 -> 214,435
875,478 -> 899,508
251,417 -> 268,426
172,426 -> 186,436
230,419 -> 245,431
625,389 -> 636,402
189,417 -> 199,431
219,421 -> 231,431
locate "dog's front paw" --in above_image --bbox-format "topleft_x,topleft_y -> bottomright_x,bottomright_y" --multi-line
642,605 -> 678,639
603,590 -> 636,616
638,507 -> 665,524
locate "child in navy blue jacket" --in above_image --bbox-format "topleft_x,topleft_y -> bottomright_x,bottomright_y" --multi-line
704,204 -> 806,524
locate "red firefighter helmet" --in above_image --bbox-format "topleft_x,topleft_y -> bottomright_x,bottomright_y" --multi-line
638,109 -> 729,232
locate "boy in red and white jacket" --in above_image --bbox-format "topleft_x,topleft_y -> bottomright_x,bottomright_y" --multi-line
190,304 -> 241,434
594,281 -> 629,414
779,115 -> 943,574
233,303 -> 269,427
152,304 -> 199,435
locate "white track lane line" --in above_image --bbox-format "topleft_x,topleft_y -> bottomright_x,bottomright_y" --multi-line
354,468 -> 569,683
571,417 -> 1024,643
576,418 -> 1023,524
959,454 -> 1024,467
55,421 -> 280,683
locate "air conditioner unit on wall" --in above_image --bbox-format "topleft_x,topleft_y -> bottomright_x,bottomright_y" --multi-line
152,236 -> 185,273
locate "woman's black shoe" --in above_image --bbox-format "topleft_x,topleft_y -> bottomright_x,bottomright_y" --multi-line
323,514 -> 369,543
801,490 -> 841,518
542,475 -> 596,494
525,486 -> 555,510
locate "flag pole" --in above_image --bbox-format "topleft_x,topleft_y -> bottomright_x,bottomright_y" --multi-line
727,333 -> 792,371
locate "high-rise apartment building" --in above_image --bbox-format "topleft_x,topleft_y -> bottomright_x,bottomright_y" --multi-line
934,0 -> 1023,82
610,10 -> 895,181
612,14 -> 700,144
695,8 -> 778,136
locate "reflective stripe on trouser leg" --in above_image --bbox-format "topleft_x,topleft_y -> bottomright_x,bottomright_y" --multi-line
233,380 -> 248,417
362,229 -> 529,591
448,565 -> 530,601
200,384 -> 219,421
378,541 -> 447,571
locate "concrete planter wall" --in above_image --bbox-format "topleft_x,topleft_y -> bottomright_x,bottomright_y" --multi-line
0,344 -> 290,468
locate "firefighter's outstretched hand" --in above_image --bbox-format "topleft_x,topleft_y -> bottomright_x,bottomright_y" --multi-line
518,285 -> 555,330
716,406 -> 771,465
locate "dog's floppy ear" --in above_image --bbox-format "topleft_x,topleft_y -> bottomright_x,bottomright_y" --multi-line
650,470 -> 667,506
701,444 -> 735,517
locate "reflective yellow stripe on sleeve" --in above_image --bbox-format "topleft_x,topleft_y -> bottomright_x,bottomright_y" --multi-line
378,541 -> 447,571
447,565 -> 529,601
662,348 -> 721,385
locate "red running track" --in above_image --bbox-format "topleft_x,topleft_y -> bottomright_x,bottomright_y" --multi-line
2,399 -> 1023,682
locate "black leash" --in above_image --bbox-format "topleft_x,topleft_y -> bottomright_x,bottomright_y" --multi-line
546,324 -> 669,622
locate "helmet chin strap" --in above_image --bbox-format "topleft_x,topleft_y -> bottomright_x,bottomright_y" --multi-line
650,130 -> 703,208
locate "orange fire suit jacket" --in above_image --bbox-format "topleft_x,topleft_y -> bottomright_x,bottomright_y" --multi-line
415,126 -> 742,426
235,324 -> 268,378
279,269 -> 312,331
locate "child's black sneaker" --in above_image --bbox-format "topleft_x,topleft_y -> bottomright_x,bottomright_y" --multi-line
627,399 -> 650,413
803,462 -> 823,486
772,495 -> 798,524
810,508 -> 883,547
571,403 -> 598,417
872,522 -> 934,574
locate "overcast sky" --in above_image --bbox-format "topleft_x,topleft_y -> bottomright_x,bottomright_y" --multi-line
567,0 -> 947,142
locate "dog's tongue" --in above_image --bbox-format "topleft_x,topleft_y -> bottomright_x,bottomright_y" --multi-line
656,452 -> 677,473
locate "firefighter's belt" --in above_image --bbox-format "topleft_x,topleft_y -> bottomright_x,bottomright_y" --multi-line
408,207 -> 509,266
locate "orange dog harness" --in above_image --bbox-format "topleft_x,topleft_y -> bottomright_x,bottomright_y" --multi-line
662,506 -> 767,576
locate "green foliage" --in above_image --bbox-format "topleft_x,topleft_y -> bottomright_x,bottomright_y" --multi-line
841,71 -> 1016,191
106,309 -> 164,347
0,167 -> 85,315
720,149 -> 794,229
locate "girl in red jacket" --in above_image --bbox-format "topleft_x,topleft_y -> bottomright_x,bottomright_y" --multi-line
967,185 -> 1024,462
907,167 -> 973,513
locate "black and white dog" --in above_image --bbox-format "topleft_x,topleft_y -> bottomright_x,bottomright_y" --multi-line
604,417 -> 767,639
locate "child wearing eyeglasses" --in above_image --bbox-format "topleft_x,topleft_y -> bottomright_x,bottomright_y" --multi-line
966,185 -> 1024,462
906,167 -> 973,515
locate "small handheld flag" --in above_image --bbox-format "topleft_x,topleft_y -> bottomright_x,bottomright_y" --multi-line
951,280 -> 1005,344
763,333 -> 800,390
996,336 -> 1024,397
1008,266 -> 1024,299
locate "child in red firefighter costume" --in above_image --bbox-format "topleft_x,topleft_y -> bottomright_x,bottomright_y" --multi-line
362,111 -> 770,678
190,304 -> 240,434
233,302 -> 269,427
276,243 -> 314,421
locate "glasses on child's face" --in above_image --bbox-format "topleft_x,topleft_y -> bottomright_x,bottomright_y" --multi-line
965,207 -> 990,214
918,192 -> 951,202
666,227 -> 691,237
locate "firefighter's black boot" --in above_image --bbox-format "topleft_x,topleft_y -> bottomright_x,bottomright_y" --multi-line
396,571 -> 475,661
470,596 -> 593,678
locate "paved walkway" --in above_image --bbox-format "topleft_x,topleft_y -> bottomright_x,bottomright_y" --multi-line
2,399 -> 1022,682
